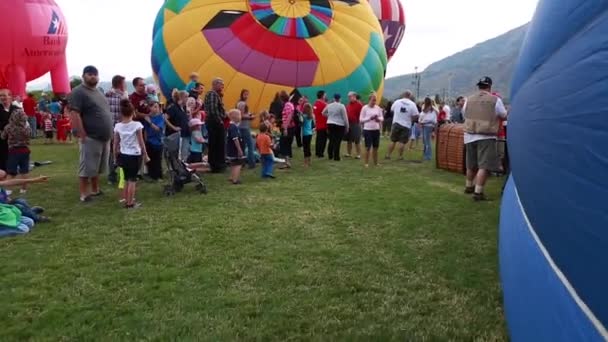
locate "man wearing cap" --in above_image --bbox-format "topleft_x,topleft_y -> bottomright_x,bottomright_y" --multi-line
204,77 -> 227,173
68,66 -> 114,203
322,93 -> 349,161
463,76 -> 508,201
344,91 -> 363,159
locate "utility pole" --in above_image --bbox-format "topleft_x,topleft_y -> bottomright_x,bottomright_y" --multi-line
413,66 -> 421,100
448,73 -> 453,103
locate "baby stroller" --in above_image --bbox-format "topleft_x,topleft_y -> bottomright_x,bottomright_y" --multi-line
162,133 -> 207,196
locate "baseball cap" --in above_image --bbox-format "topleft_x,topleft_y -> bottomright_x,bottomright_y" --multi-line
347,91 -> 357,97
83,65 -> 99,75
477,76 -> 493,87
333,93 -> 341,100
189,118 -> 203,127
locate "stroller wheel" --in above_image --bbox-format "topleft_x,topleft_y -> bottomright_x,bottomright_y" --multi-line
195,183 -> 208,194
163,185 -> 175,196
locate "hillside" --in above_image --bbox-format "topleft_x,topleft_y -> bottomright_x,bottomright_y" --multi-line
384,24 -> 529,101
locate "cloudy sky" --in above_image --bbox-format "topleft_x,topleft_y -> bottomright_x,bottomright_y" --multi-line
31,0 -> 539,86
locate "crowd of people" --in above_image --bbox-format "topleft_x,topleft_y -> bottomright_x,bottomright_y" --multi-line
0,64 -> 507,236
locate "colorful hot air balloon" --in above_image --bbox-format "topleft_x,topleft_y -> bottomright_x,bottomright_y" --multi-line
368,0 -> 405,61
0,0 -> 70,97
152,0 -> 387,123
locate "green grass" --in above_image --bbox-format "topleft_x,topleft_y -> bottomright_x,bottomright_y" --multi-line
0,139 -> 507,341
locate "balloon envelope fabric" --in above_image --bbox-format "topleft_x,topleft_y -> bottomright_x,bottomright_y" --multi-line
151,0 -> 387,119
500,0 -> 608,341
368,0 -> 405,61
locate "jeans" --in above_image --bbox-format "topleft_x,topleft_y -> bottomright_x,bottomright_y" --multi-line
0,216 -> 35,238
11,198 -> 39,222
315,129 -> 328,157
422,125 -> 434,161
239,127 -> 256,168
28,116 -> 37,138
261,154 -> 274,177
146,143 -> 163,180
327,124 -> 346,161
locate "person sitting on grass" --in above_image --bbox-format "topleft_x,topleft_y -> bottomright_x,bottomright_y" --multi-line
0,202 -> 35,238
113,100 -> 149,209
256,123 -> 275,179
226,109 -> 245,185
0,170 -> 50,223
1,110 -> 32,194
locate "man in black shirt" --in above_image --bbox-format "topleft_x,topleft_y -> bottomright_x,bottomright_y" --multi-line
0,89 -> 19,171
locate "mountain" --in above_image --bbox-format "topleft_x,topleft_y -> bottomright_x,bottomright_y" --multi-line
384,24 -> 529,102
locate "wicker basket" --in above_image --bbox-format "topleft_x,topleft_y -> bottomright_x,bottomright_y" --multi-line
436,124 -> 466,174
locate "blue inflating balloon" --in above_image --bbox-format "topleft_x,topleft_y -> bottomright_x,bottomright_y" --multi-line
500,0 -> 608,341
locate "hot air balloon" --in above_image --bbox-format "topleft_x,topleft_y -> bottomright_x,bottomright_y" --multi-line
0,0 -> 70,97
152,0 -> 387,124
368,0 -> 405,61
500,0 -> 608,341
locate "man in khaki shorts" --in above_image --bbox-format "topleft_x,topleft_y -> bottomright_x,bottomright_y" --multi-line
463,77 -> 508,201
69,66 -> 114,203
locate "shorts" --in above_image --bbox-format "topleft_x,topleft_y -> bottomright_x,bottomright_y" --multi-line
118,154 -> 142,182
45,131 -> 53,139
390,123 -> 411,144
7,151 -> 30,176
363,130 -> 380,150
79,138 -> 110,178
344,123 -> 362,143
466,139 -> 499,171
227,157 -> 245,167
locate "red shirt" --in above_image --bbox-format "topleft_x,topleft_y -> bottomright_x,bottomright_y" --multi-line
346,101 -> 363,124
313,100 -> 327,130
22,97 -> 36,117
438,110 -> 447,122
129,92 -> 150,120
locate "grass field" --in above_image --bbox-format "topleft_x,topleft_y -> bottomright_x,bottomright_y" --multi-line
0,139 -> 507,341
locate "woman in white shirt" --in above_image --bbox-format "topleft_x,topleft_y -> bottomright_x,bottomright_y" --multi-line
114,99 -> 149,209
419,97 -> 438,161
359,93 -> 384,167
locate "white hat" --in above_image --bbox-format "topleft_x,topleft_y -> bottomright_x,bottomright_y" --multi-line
189,118 -> 203,127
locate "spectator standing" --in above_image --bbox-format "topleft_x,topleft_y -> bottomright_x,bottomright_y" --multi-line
144,101 -> 165,180
105,75 -> 128,184
360,93 -> 384,167
0,89 -> 19,171
419,97 -> 438,161
279,90 -> 295,164
1,110 -> 31,194
463,77 -> 508,201
383,101 -> 393,137
165,90 -> 190,161
269,92 -> 284,126
22,93 -> 37,138
387,90 -> 419,160
301,102 -> 314,167
236,89 -> 256,169
188,82 -> 205,101
204,78 -> 227,173
68,66 -> 114,203
345,91 -> 363,159
313,90 -> 328,158
322,94 -> 349,161
451,96 -> 466,123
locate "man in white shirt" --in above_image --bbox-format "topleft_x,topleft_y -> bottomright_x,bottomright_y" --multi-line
386,90 -> 419,160
462,77 -> 508,201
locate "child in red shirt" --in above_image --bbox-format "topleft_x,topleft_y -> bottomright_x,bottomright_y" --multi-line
56,112 -> 71,143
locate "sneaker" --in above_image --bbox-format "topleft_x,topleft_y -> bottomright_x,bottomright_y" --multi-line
355,155 -> 361,160
464,187 -> 475,194
91,190 -> 104,197
364,164 -> 369,168
37,216 -> 51,223
232,180 -> 242,185
80,195 -> 93,203
32,206 -> 45,214
125,202 -> 142,209
473,193 -> 487,202
19,189 -> 27,194
344,154 -> 352,158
